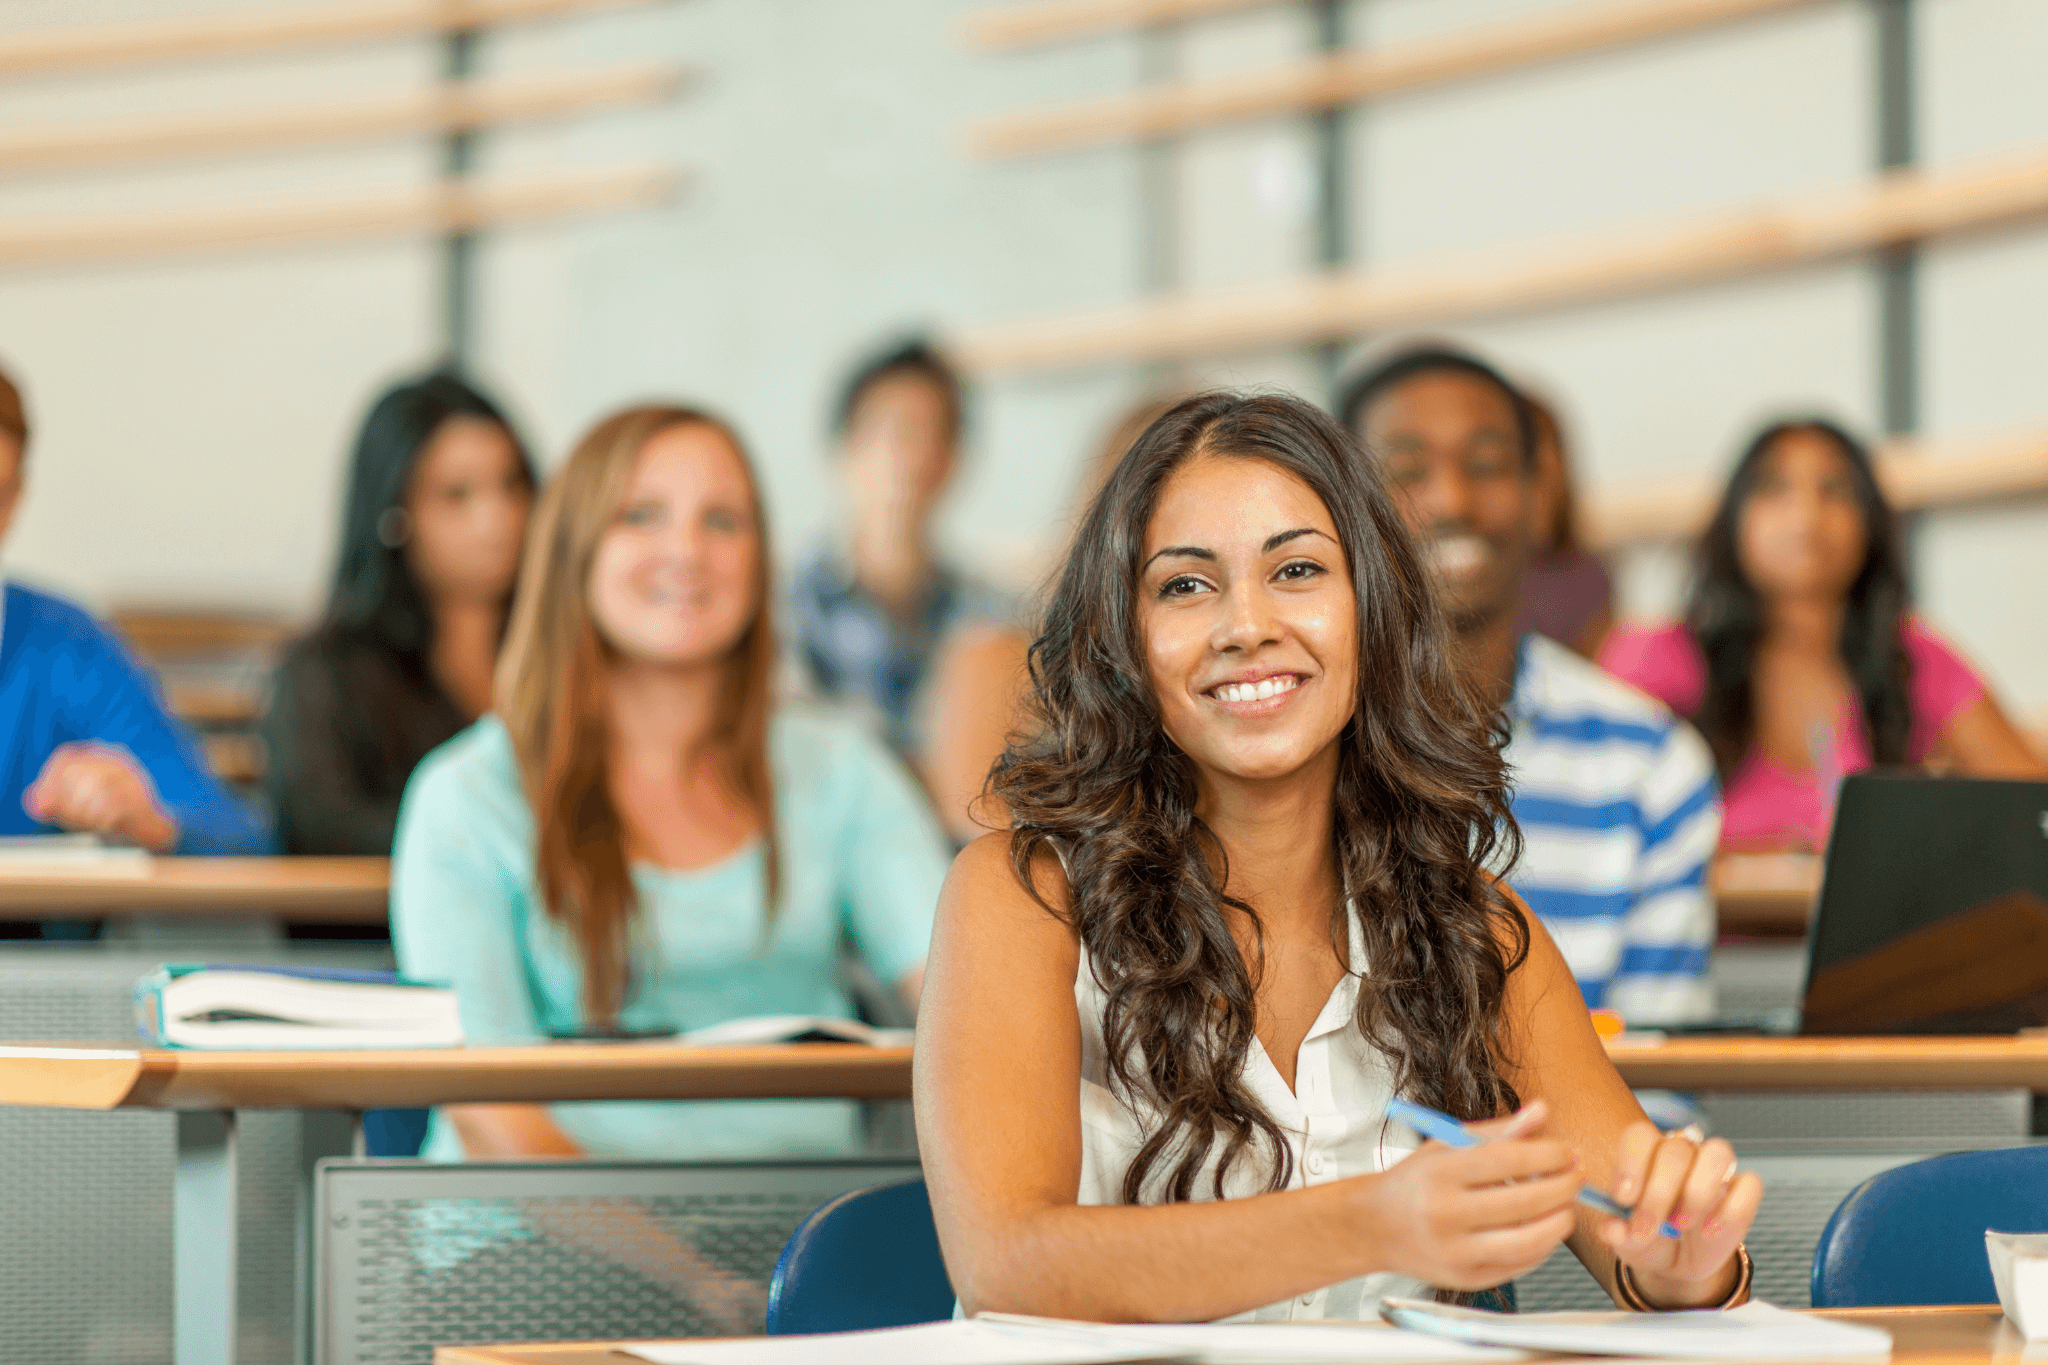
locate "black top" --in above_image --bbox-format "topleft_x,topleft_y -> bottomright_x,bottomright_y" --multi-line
262,627 -> 470,856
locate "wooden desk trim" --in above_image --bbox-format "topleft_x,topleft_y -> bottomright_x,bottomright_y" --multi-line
7,1036 -> 2048,1113
0,855 -> 389,920
0,1043 -> 919,1111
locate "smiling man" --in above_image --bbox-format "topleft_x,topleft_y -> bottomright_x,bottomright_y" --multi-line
1339,345 -> 1721,1027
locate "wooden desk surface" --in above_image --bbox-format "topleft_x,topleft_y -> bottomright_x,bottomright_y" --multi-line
1714,852 -> 1820,938
432,1304 -> 2011,1365
6,1035 -> 2048,1113
0,1041 -> 919,1110
0,855 -> 387,919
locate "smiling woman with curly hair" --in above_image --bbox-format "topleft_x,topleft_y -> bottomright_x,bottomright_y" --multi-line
914,391 -> 1762,1324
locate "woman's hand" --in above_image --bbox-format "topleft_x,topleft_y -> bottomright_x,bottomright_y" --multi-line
1602,1122 -> 1763,1308
24,742 -> 178,852
1359,1100 -> 1581,1291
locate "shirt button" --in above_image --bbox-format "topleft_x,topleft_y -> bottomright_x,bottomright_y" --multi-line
1305,1152 -> 1324,1175
1300,1295 -> 1315,1307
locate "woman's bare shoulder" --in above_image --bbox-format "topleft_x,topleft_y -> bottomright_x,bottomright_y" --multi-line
942,831 -> 1080,950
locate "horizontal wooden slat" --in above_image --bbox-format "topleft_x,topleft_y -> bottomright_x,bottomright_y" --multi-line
971,0 -> 1826,158
0,65 -> 687,174
1585,425 -> 2048,550
0,163 -> 679,267
951,147 -> 2048,374
962,0 -> 1278,51
0,0 -> 653,79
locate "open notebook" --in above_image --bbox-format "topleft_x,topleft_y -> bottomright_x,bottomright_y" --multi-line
624,1316 -> 1526,1365
1380,1299 -> 1893,1359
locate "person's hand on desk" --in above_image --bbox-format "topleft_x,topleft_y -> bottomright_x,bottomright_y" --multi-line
24,741 -> 178,852
1599,1121 -> 1762,1309
1363,1101 -> 1581,1290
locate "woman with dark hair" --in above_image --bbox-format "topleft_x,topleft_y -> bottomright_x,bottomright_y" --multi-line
1517,392 -> 1614,657
264,372 -> 535,855
391,404 -> 946,1160
1600,419 -> 2044,852
789,337 -> 1028,842
916,393 -> 1760,1322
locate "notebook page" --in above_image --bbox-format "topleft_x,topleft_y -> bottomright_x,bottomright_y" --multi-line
622,1318 -> 1188,1365
982,1315 -> 1530,1362
1380,1298 -> 1893,1360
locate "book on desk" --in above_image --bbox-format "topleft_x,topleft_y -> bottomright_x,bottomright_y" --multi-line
134,962 -> 462,1048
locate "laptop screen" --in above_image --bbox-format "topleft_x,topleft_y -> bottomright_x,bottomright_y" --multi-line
1800,772 -> 2048,1035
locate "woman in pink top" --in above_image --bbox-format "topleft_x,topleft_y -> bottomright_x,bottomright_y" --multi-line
1601,418 -> 2045,852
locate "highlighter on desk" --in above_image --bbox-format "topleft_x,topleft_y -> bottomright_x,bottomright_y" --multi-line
1385,1096 -> 1681,1240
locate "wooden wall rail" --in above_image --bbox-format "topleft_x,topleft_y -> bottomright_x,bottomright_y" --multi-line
963,0 -> 1278,51
952,146 -> 2048,374
0,65 -> 686,175
0,164 -> 678,268
971,0 -> 1827,159
0,0 -> 649,80
1585,426 -> 2048,551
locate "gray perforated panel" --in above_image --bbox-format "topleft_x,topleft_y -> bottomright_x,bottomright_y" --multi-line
317,1158 -> 920,1365
0,943 -> 390,1365
1515,1147 -> 1970,1311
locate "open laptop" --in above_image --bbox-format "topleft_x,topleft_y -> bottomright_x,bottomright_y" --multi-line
1797,772 -> 2048,1035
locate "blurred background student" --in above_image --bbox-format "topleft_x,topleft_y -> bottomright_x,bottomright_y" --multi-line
1519,391 -> 1614,658
0,361 -> 265,862
264,372 -> 535,857
1344,345 -> 1720,1026
1601,419 -> 2048,853
393,403 -> 947,1160
786,338 -> 1027,843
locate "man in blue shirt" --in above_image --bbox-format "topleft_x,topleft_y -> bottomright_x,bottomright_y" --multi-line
0,363 -> 266,856
1341,345 -> 1721,1026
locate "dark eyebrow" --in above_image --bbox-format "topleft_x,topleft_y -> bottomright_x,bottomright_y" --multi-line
1142,545 -> 1217,571
1264,527 -> 1334,553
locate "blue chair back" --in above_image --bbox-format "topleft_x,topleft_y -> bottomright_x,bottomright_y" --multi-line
1813,1147 -> 2048,1307
767,1179 -> 954,1334
362,1107 -> 431,1158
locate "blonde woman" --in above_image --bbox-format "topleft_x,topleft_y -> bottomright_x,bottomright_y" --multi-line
392,405 -> 947,1160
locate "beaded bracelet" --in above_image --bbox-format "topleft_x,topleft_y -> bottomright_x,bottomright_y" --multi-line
1614,1244 -> 1754,1312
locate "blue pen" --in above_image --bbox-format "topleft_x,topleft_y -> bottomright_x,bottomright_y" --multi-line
1385,1096 -> 1682,1240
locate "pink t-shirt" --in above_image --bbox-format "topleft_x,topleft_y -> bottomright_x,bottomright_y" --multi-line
1597,616 -> 1987,852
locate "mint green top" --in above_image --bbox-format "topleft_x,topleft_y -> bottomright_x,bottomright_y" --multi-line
390,708 -> 948,1161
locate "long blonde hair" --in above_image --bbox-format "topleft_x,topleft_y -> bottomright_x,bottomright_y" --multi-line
496,405 -> 780,1024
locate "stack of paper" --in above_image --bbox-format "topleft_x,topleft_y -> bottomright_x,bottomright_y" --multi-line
1380,1298 -> 1894,1359
624,1316 -> 1527,1365
1988,1231 -> 2048,1339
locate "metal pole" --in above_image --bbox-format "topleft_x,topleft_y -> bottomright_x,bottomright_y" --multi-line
1873,0 -> 1916,437
442,27 -> 480,370
1309,0 -> 1347,401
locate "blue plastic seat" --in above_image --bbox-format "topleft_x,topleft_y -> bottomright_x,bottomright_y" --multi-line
362,1107 -> 431,1157
767,1179 -> 955,1334
1813,1147 -> 2048,1307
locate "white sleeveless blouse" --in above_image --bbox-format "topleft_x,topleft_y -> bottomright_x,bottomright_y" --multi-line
1074,908 -> 1432,1321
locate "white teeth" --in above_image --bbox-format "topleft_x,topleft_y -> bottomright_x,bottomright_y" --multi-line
1214,676 -> 1299,704
1428,536 -> 1487,575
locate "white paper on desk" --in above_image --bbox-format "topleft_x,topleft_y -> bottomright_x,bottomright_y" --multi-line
1987,1231 -> 2048,1339
622,1319 -> 1189,1365
0,835 -> 149,878
981,1314 -> 1528,1362
1379,1298 -> 1893,1360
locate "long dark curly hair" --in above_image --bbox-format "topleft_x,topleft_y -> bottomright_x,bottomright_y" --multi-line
1687,418 -> 1912,778
991,392 -> 1529,1205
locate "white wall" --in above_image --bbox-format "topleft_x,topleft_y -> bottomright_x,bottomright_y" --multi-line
0,0 -> 2042,717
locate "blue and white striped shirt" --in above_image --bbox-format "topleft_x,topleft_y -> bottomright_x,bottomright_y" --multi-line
1503,633 -> 1722,1026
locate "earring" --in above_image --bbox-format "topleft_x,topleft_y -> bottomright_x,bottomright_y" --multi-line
377,507 -> 412,548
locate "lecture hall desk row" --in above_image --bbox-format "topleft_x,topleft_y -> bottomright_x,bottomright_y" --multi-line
432,1305 -> 2017,1365
0,851 -> 1814,934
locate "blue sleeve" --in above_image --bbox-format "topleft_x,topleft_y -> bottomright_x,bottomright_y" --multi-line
1607,723 -> 1722,1026
390,748 -> 548,1043
829,726 -> 949,987
52,620 -> 270,855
